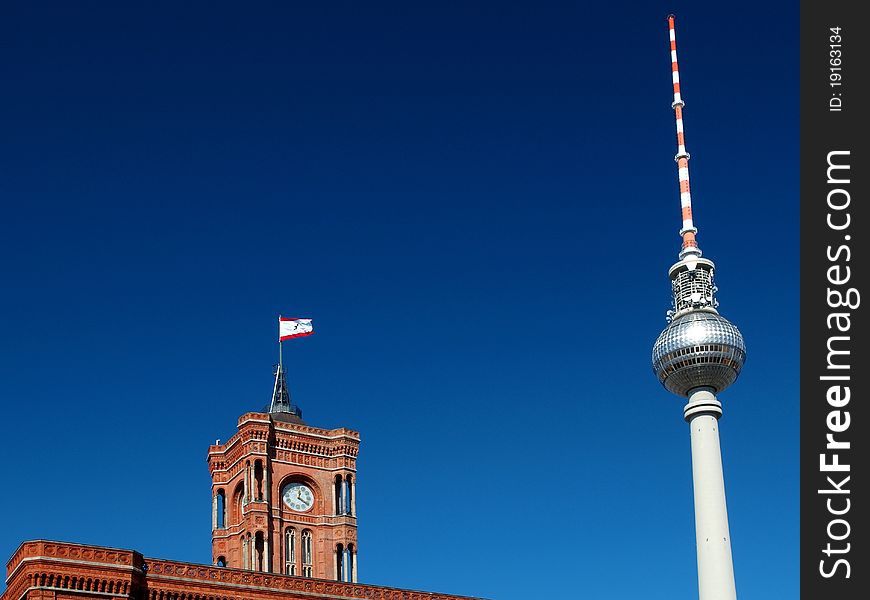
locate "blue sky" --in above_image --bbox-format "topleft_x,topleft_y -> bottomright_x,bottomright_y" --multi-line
0,2 -> 798,599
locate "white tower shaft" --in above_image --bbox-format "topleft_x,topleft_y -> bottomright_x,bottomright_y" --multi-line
685,388 -> 737,600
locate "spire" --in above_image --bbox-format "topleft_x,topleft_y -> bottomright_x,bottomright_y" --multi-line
269,363 -> 303,420
668,14 -> 701,260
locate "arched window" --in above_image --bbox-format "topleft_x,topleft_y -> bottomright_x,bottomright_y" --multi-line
216,556 -> 226,568
285,528 -> 297,575
301,530 -> 313,577
254,531 -> 266,571
335,543 -> 344,581
232,483 -> 244,524
242,536 -> 250,570
334,475 -> 342,515
215,489 -> 226,529
254,460 -> 264,501
347,544 -> 355,583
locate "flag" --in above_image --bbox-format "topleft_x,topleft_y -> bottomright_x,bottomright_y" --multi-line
279,317 -> 314,341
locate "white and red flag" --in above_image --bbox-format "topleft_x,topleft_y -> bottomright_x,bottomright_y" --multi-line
279,317 -> 314,341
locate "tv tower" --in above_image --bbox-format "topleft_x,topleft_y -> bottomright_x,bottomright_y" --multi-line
651,15 -> 746,600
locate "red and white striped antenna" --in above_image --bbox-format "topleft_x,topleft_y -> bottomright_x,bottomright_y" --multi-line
668,14 -> 701,260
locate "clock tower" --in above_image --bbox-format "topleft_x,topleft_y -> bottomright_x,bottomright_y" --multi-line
207,364 -> 359,582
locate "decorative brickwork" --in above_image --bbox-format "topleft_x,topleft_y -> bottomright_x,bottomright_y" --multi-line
2,541 -> 483,600
207,413 -> 360,580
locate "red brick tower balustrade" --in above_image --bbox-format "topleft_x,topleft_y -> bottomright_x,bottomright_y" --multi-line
207,412 -> 359,582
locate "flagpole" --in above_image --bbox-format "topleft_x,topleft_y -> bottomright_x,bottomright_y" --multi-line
278,315 -> 283,372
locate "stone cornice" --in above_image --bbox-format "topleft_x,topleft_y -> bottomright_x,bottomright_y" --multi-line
6,540 -> 142,581
144,557 -> 481,600
207,413 -> 360,474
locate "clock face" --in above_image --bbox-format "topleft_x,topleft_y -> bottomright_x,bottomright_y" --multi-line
282,482 -> 315,512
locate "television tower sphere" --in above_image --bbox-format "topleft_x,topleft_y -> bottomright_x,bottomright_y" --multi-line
652,309 -> 746,397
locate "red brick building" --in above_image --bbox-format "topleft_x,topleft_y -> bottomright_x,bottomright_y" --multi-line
2,541 -> 478,600
1,368 -> 482,600
208,411 -> 359,580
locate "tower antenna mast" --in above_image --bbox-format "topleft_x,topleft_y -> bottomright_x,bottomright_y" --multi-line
652,15 -> 747,600
668,14 -> 701,260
